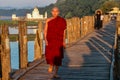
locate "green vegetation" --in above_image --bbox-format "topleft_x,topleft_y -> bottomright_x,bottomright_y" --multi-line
0,20 -> 38,26
52,0 -> 120,18
101,1 -> 120,13
26,21 -> 38,26
0,0 -> 120,18
9,34 -> 36,41
0,20 -> 18,26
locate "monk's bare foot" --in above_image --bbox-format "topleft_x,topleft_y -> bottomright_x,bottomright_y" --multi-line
48,65 -> 53,73
53,74 -> 60,78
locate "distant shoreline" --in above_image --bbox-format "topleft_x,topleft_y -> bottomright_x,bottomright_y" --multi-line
0,20 -> 38,26
0,16 -> 11,20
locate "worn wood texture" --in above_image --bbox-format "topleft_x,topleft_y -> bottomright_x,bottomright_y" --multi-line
0,24 -> 11,80
34,21 -> 43,60
0,26 -> 1,79
66,16 -> 94,44
117,16 -> 120,21
114,21 -> 120,79
103,15 -> 110,26
18,21 -> 28,69
19,21 -> 115,80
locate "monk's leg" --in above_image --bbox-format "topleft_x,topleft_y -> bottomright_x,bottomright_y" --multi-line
53,66 -> 60,78
48,65 -> 54,73
55,66 -> 59,74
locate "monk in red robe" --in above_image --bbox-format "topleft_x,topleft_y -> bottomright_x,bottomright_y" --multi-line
44,7 -> 66,78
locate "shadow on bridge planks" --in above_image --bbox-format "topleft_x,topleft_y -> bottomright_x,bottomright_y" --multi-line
56,21 -> 115,80
18,21 -> 115,80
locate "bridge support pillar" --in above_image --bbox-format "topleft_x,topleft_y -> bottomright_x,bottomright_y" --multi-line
18,21 -> 28,69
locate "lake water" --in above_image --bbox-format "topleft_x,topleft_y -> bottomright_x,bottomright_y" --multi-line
10,26 -> 37,69
10,41 -> 34,69
9,27 -> 67,69
9,26 -> 45,69
10,41 -> 45,69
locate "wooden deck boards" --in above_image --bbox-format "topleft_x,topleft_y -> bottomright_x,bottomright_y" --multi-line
19,22 -> 115,80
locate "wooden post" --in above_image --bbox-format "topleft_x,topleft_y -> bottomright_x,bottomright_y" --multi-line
71,18 -> 75,42
79,18 -> 81,38
70,19 -> 72,43
118,22 -> 120,79
74,17 -> 79,41
80,18 -> 83,38
103,15 -> 109,26
117,16 -> 120,21
66,16 -> 95,44
1,24 -> 11,80
88,16 -> 94,33
66,19 -> 69,44
71,19 -> 73,43
66,19 -> 71,44
86,16 -> 89,34
0,25 -> 1,78
69,18 -> 72,43
18,21 -> 28,69
114,21 -> 120,79
34,21 -> 43,60
92,16 -> 95,31
67,19 -> 72,44
82,17 -> 86,37
74,18 -> 77,41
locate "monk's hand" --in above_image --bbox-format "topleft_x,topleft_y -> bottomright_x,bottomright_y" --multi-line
63,42 -> 66,49
45,39 -> 48,46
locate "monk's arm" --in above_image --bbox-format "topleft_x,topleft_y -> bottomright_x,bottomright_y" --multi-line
44,20 -> 48,45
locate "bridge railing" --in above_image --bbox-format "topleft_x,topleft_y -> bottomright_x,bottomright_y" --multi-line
66,16 -> 94,44
0,15 -> 110,80
114,20 -> 120,79
0,24 -> 11,80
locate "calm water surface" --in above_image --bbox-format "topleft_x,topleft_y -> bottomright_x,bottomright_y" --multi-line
10,41 -> 34,69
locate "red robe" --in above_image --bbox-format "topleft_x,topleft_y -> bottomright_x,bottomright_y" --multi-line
45,16 -> 66,66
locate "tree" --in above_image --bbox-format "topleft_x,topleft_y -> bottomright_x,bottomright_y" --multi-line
65,12 -> 73,18
0,0 -> 111,17
100,1 -> 119,13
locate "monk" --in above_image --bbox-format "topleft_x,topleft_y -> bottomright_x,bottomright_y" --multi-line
44,7 -> 66,78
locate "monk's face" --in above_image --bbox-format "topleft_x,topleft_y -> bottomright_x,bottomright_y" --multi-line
51,7 -> 59,17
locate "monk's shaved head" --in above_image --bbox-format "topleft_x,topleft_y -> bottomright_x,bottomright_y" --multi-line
52,7 -> 59,12
51,7 -> 60,17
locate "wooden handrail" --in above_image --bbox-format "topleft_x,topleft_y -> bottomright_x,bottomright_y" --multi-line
0,15 -> 110,79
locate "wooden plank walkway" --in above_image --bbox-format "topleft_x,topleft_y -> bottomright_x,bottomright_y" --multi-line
19,21 -> 115,80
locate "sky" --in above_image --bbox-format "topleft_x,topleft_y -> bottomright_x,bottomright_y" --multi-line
0,0 -> 57,9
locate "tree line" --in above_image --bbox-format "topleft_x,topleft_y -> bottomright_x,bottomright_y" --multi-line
0,0 -> 120,18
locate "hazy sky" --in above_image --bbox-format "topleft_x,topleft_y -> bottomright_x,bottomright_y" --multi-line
0,0 -> 57,8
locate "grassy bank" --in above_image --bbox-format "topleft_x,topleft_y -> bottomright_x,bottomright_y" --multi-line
0,20 -> 38,26
9,34 -> 36,41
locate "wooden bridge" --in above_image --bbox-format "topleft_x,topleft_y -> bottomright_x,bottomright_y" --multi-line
0,15 -> 120,80
18,21 -> 115,80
